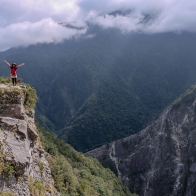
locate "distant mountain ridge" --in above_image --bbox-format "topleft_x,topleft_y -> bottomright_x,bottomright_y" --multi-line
109,9 -> 132,16
108,9 -> 156,24
1,29 -> 196,152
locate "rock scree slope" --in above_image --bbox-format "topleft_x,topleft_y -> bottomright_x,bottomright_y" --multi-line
86,85 -> 196,196
0,83 -> 59,196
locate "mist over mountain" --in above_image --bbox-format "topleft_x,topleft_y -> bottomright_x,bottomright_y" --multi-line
108,9 -> 156,24
1,26 -> 196,152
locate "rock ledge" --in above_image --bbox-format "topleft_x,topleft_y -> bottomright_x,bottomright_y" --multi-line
0,84 -> 59,196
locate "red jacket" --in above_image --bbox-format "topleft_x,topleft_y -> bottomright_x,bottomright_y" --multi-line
10,66 -> 18,76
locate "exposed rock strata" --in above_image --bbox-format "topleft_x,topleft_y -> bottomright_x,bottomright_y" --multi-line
86,86 -> 196,196
0,84 -> 59,196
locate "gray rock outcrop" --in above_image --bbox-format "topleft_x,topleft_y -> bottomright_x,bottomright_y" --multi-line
86,85 -> 196,196
0,84 -> 59,196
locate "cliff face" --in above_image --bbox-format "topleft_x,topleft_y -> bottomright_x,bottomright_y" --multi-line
86,85 -> 196,196
0,84 -> 59,196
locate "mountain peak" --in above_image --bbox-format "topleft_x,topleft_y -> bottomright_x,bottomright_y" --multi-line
108,9 -> 132,17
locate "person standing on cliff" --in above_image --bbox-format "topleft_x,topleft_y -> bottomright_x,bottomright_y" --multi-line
4,60 -> 25,86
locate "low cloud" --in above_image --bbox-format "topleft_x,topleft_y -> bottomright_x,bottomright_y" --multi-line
86,0 -> 196,33
0,18 -> 87,51
89,11 -> 145,33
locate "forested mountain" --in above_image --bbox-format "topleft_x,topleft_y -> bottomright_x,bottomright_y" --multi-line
1,26 -> 196,152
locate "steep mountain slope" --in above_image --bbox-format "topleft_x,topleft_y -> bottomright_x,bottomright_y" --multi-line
1,29 -> 196,151
0,78 -> 134,196
86,85 -> 196,196
38,125 -> 134,196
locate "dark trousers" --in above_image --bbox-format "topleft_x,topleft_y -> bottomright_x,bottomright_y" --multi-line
12,78 -> 17,85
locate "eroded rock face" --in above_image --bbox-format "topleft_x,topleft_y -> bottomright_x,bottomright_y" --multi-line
0,84 -> 59,196
86,86 -> 196,196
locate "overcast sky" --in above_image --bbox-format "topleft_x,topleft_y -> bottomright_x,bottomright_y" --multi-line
0,0 -> 196,51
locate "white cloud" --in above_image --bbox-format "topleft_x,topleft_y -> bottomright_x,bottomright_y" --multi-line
0,0 -> 196,51
89,11 -> 145,33
0,0 -> 82,26
0,18 -> 87,51
0,0 -> 86,51
84,0 -> 196,34
146,0 -> 196,33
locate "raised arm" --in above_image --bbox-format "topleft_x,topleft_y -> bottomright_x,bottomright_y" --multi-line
18,63 -> 25,67
4,60 -> 11,67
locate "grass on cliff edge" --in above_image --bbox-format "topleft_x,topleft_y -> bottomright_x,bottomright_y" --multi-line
0,192 -> 14,196
0,77 -> 37,110
37,124 -> 136,196
24,84 -> 37,110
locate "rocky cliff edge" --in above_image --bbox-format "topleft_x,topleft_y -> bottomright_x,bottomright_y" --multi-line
0,84 -> 59,196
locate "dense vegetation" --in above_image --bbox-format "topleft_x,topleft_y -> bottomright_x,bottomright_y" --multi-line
1,28 -> 196,151
37,125 -> 134,196
0,192 -> 14,196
